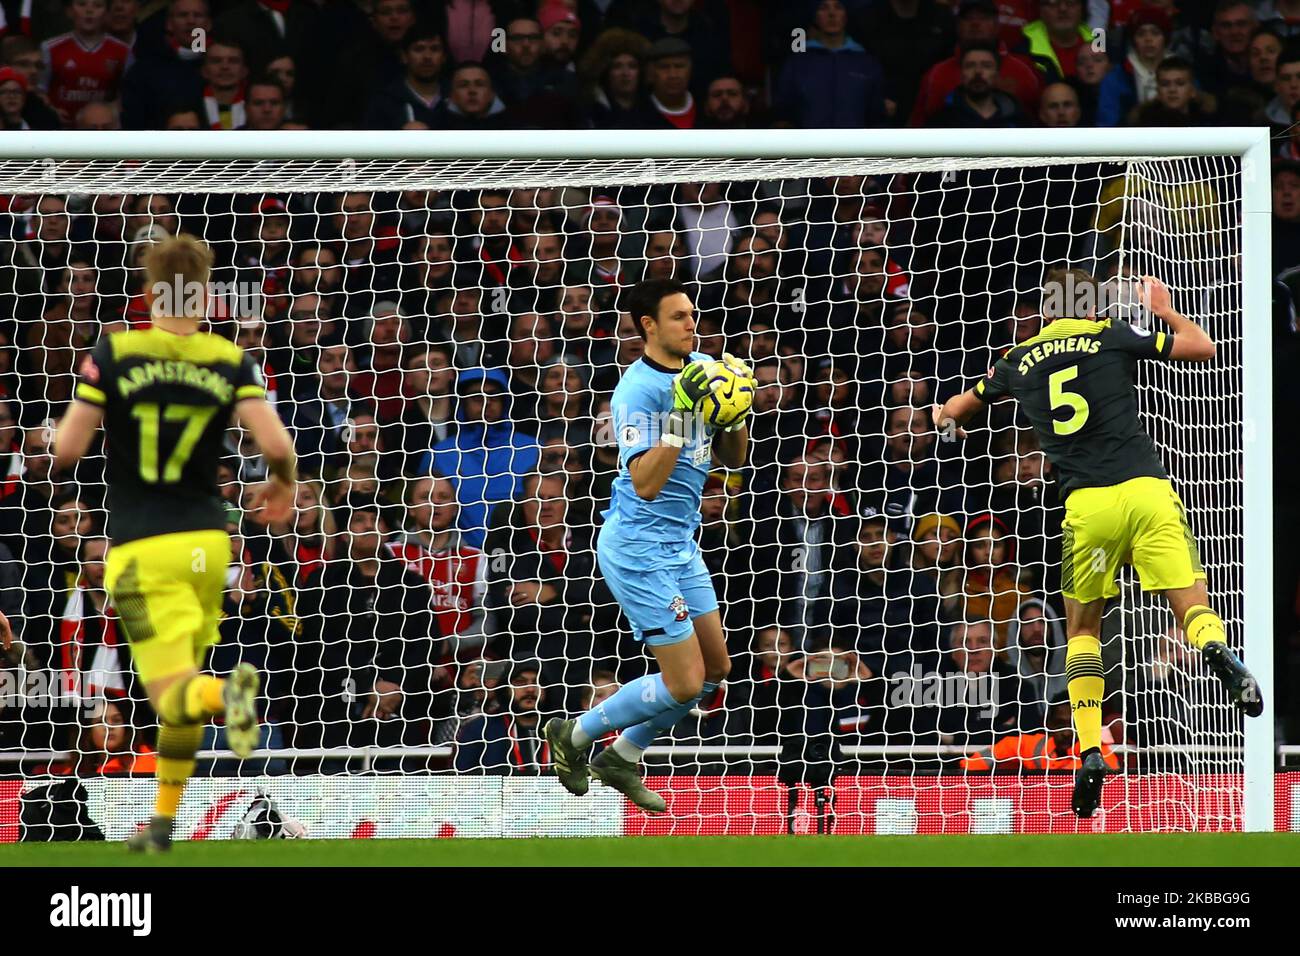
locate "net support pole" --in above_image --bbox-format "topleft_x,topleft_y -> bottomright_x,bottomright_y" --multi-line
1241,129 -> 1275,833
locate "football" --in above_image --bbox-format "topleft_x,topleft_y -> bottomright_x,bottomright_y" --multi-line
698,360 -> 755,428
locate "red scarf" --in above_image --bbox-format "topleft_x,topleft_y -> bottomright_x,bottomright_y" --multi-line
528,527 -> 568,575
297,541 -> 326,581
505,714 -> 550,770
699,683 -> 726,714
0,0 -> 32,36
204,84 -> 246,129
60,586 -> 125,698
0,439 -> 21,501
478,240 -> 524,286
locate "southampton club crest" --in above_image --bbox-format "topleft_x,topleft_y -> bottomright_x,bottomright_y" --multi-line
669,595 -> 689,622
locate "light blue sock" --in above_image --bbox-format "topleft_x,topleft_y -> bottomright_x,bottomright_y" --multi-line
576,673 -> 681,743
621,681 -> 719,751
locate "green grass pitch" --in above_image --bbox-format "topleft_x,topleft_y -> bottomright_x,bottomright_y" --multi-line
2,832 -> 1296,867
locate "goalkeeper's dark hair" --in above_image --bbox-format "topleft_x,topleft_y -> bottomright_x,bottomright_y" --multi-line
625,278 -> 688,340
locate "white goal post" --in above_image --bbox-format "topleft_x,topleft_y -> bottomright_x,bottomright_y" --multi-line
0,127 -> 1275,835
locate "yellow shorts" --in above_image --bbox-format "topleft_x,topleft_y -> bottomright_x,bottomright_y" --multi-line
104,529 -> 231,684
1060,476 -> 1206,604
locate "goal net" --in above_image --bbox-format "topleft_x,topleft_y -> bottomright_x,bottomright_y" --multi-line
0,131 -> 1273,839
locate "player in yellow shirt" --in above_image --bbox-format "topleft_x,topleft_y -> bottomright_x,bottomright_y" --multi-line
54,234 -> 298,852
934,270 -> 1261,818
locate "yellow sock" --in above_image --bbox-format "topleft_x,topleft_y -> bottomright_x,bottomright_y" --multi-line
1182,604 -> 1226,651
154,723 -> 204,819
157,675 -> 226,726
1066,635 -> 1105,754
187,674 -> 226,717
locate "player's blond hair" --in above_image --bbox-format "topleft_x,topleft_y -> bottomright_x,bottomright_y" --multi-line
143,233 -> 214,318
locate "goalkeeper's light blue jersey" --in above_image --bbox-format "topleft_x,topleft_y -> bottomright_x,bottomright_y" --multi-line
603,353 -> 715,545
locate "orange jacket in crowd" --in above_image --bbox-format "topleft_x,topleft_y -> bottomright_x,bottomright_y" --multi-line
98,746 -> 157,776
961,734 -> 1119,772
46,745 -> 158,777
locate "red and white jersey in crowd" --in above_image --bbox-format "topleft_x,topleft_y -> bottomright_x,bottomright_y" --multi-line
384,533 -> 487,638
39,32 -> 132,121
59,586 -> 126,699
884,258 -> 909,298
1,439 -> 22,504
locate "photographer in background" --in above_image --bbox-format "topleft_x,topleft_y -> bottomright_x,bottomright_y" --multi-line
778,633 -> 871,770
769,633 -> 871,833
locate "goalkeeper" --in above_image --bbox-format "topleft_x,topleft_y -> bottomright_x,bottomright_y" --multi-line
932,270 -> 1262,819
544,278 -> 753,813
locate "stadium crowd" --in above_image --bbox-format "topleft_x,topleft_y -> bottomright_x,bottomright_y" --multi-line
0,0 -> 1296,775
9,0 -> 1300,136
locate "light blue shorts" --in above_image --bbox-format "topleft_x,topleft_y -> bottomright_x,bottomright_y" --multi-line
596,528 -> 719,646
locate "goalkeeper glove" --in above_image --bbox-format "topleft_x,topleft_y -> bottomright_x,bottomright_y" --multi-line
720,352 -> 754,383
720,352 -> 756,432
672,360 -> 715,412
663,408 -> 692,447
722,406 -> 751,433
